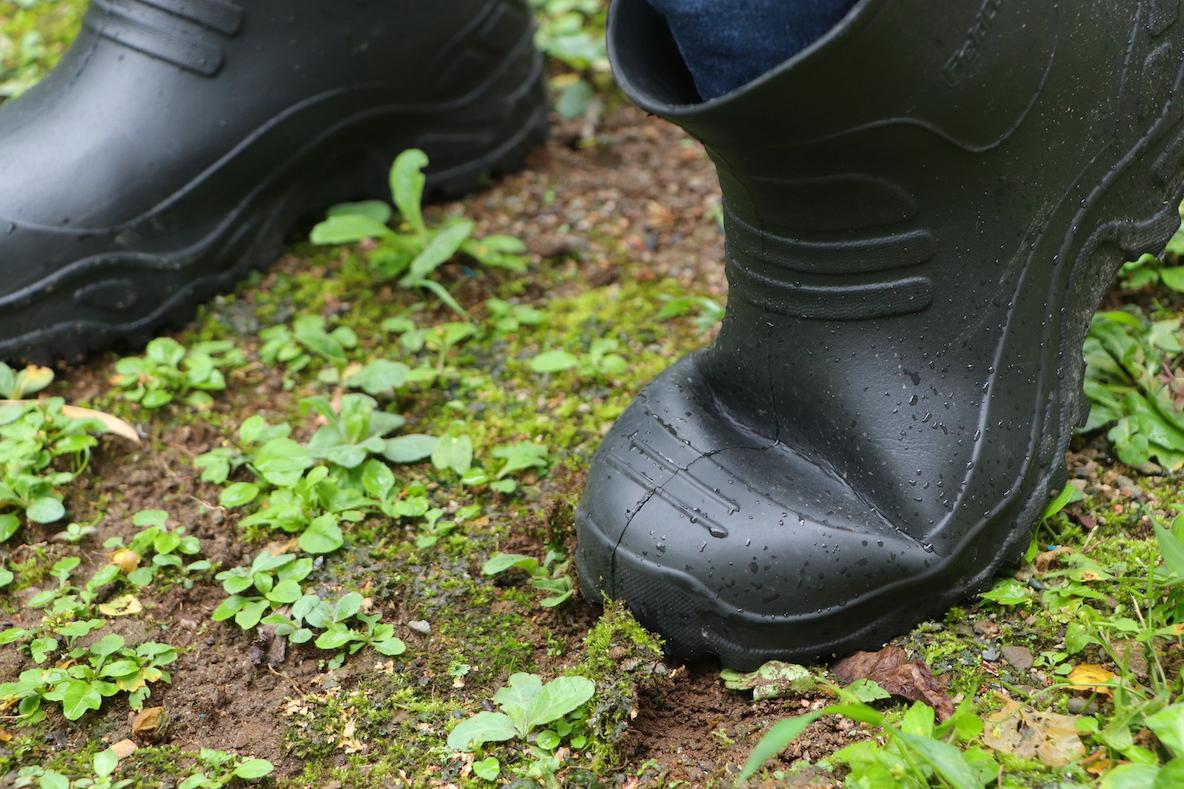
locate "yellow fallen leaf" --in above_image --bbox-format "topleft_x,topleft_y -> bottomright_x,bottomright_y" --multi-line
264,538 -> 301,556
1035,547 -> 1073,573
132,706 -> 167,740
0,400 -> 140,444
110,549 -> 141,573
98,594 -> 143,617
110,739 -> 138,759
1082,749 -> 1111,776
1068,664 -> 1117,695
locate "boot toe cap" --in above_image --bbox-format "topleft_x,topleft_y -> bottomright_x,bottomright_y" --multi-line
576,355 -> 939,667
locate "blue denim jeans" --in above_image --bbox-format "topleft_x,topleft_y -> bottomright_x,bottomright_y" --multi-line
647,0 -> 858,99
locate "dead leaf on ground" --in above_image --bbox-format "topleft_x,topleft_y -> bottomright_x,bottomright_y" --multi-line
831,647 -> 954,720
0,400 -> 141,444
263,538 -> 301,557
132,706 -> 168,741
110,738 -> 138,759
1035,547 -> 1073,573
1081,749 -> 1111,776
98,594 -> 143,617
1068,664 -> 1117,695
110,549 -> 141,573
249,625 -> 287,667
983,700 -> 1085,767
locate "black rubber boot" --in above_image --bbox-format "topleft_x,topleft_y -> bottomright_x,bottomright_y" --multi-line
577,0 -> 1184,669
0,0 -> 545,361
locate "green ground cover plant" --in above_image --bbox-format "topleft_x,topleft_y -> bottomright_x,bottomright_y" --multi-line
311,149 -> 528,315
0,398 -> 107,538
11,3 -> 1184,786
112,338 -> 245,410
483,550 -> 575,608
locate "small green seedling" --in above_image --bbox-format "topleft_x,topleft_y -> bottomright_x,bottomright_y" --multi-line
16,745 -> 130,789
415,504 -> 481,549
0,634 -> 176,722
741,694 -> 994,785
1120,221 -> 1184,290
195,414 -> 311,488
345,358 -> 411,398
527,0 -> 609,119
656,295 -> 725,333
307,592 -> 406,661
0,362 -> 54,399
56,519 -> 99,543
379,313 -> 481,384
103,510 -> 209,588
447,672 -> 595,751
112,337 -> 244,409
310,149 -> 527,315
483,550 -> 574,608
26,556 -> 117,624
236,467 -> 358,555
485,298 -> 545,334
1083,310 -> 1184,469
213,551 -> 313,630
529,337 -> 626,378
431,429 -> 475,478
720,660 -> 816,702
178,749 -> 274,789
492,442 -> 550,481
302,393 -> 406,470
261,591 -> 406,669
259,314 -> 359,385
1,398 -> 108,538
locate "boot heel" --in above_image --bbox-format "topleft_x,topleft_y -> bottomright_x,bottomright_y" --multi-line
421,25 -> 550,201
424,69 -> 549,201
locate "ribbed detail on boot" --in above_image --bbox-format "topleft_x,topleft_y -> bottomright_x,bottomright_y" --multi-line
84,0 -> 243,76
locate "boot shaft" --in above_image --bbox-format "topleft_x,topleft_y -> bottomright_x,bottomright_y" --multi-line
610,0 -> 1154,319
608,0 -> 1184,536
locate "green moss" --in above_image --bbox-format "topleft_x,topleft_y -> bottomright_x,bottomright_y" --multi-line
575,602 -> 666,768
0,0 -> 84,98
121,746 -> 191,786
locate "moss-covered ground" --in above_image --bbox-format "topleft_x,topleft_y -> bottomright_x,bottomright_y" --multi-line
4,2 -> 1184,787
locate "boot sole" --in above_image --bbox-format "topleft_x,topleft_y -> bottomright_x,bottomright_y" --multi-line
577,66 -> 1184,671
3,42 -> 547,364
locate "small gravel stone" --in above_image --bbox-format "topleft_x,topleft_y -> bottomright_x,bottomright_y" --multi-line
1001,645 -> 1034,671
1068,698 -> 1099,714
407,620 -> 431,636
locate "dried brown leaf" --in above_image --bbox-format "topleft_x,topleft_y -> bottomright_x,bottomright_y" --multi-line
0,400 -> 140,444
832,646 -> 954,720
110,738 -> 138,759
1035,547 -> 1073,573
132,706 -> 168,741
983,700 -> 1085,767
